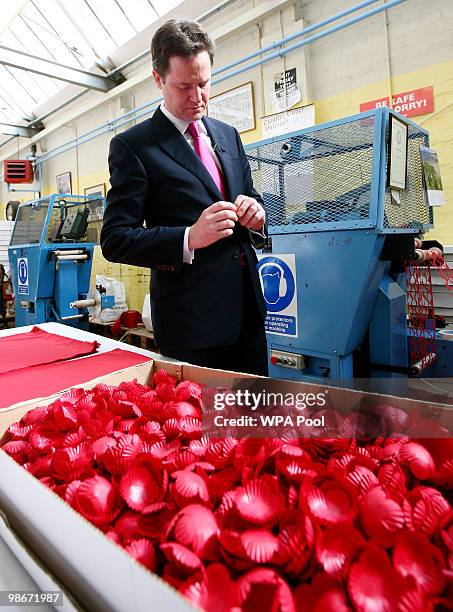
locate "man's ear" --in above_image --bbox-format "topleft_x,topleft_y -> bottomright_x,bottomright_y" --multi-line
152,69 -> 162,89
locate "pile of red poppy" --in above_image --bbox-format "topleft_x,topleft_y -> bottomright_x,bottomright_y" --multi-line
2,368 -> 453,611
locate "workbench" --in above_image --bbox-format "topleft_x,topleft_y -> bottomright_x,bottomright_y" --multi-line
89,320 -> 156,351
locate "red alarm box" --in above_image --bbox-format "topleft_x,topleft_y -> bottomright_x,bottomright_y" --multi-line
3,159 -> 34,183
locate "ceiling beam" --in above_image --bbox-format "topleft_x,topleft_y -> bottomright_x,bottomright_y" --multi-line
0,122 -> 41,137
0,45 -> 120,92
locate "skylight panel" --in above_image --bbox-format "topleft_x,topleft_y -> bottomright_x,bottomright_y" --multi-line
57,0 -> 116,59
1,26 -> 65,99
115,0 -> 159,31
151,0 -> 186,16
20,2 -> 83,67
0,92 -> 20,123
33,0 -> 96,67
6,66 -> 54,106
0,65 -> 36,120
6,14 -> 56,61
88,0 -> 136,47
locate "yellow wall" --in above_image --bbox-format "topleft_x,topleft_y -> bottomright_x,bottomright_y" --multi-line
314,58 -> 453,245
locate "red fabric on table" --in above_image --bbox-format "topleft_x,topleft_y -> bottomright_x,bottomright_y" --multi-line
0,349 -> 151,409
0,327 -> 100,375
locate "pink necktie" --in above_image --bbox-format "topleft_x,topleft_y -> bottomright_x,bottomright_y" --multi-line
187,121 -> 226,199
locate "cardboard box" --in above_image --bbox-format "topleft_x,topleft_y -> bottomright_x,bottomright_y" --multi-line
0,357 -> 264,612
1,358 -> 452,612
0,360 -> 197,612
0,512 -> 81,612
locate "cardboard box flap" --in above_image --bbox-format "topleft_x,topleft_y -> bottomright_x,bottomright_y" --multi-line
146,359 -> 453,435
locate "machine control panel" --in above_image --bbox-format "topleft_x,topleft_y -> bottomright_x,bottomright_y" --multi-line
270,350 -> 306,370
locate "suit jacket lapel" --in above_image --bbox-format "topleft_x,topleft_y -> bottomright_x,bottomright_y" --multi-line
150,108 -> 223,202
202,116 -> 237,202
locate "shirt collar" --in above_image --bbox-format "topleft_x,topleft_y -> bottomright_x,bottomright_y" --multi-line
160,102 -> 207,136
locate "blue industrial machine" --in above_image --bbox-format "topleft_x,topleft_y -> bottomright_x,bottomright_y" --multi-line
8,193 -> 113,328
246,108 -> 446,384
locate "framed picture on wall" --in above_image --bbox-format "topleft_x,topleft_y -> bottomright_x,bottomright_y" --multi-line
56,171 -> 72,194
207,82 -> 255,134
84,183 -> 106,221
84,183 -> 105,198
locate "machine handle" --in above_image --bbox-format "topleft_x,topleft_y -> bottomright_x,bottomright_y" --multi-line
70,298 -> 96,309
409,353 -> 437,376
56,254 -> 88,261
53,249 -> 85,256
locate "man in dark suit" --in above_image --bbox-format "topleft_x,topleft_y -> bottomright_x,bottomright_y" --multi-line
101,19 -> 268,375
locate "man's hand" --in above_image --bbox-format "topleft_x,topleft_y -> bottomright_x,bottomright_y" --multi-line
188,201 -> 238,250
235,195 -> 265,231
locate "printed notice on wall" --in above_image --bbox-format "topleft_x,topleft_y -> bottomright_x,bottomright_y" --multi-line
262,105 -> 315,139
273,68 -> 301,112
389,116 -> 408,190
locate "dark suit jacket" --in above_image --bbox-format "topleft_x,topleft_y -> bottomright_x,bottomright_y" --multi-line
100,107 -> 266,350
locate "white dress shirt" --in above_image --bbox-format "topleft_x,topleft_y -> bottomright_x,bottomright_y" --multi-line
160,103 -> 222,264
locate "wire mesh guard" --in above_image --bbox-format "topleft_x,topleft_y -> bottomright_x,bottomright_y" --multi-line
246,116 -> 376,229
383,124 -> 431,231
9,200 -> 50,246
405,260 -> 436,369
246,114 -> 431,232
46,199 -> 101,244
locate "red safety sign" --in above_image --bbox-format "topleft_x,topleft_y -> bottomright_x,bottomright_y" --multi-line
360,86 -> 434,118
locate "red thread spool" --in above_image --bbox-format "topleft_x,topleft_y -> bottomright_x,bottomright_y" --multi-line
122,310 -> 141,328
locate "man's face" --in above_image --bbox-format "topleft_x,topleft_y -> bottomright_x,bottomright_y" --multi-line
153,50 -> 212,122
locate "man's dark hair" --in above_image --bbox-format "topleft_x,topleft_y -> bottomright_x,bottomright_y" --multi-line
151,19 -> 215,79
